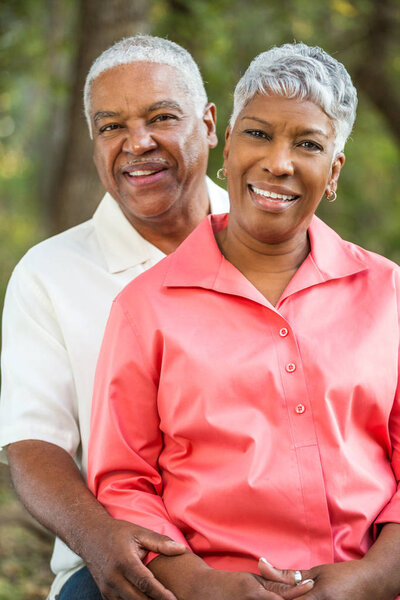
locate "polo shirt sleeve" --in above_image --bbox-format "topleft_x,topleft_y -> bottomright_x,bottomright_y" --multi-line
88,298 -> 189,549
0,260 -> 80,461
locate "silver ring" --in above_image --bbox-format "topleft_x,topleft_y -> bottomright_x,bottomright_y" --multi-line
294,570 -> 302,584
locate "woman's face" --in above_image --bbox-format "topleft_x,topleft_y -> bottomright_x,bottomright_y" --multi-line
223,93 -> 344,247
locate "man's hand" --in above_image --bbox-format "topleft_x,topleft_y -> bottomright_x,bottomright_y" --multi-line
83,519 -> 186,600
149,551 -> 314,600
7,440 -> 185,600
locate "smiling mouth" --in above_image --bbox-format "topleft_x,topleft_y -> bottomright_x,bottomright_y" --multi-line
126,167 -> 165,177
249,185 -> 298,202
122,161 -> 168,185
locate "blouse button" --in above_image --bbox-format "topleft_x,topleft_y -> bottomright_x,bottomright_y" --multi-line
286,362 -> 296,373
295,404 -> 306,414
279,327 -> 288,337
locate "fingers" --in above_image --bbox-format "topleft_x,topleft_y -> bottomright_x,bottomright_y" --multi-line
255,574 -> 314,600
134,527 -> 186,556
280,580 -> 314,599
258,559 -> 314,599
123,555 -> 178,600
259,558 -> 300,585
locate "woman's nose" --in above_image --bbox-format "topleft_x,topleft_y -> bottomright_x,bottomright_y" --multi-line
261,145 -> 294,177
122,128 -> 157,154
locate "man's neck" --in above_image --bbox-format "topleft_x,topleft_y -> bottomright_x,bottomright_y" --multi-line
128,185 -> 210,255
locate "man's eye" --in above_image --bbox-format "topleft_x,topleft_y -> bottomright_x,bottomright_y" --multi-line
153,114 -> 177,123
99,123 -> 120,133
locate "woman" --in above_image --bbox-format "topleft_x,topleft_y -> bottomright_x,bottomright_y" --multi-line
88,43 -> 400,600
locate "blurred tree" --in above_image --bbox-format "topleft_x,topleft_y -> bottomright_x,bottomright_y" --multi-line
49,0 -> 151,231
351,0 -> 400,145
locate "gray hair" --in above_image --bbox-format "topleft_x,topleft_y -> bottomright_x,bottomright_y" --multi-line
84,35 -> 208,138
230,42 -> 358,154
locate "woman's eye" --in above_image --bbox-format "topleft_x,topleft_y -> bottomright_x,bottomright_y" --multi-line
299,140 -> 322,151
245,129 -> 268,139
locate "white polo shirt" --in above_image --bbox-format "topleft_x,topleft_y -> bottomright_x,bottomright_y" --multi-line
0,176 -> 229,598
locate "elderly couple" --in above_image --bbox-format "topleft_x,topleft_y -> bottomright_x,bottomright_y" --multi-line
1,35 -> 400,600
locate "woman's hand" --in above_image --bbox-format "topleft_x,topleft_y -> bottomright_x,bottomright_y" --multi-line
259,523 -> 400,600
149,551 -> 314,600
258,557 -> 387,600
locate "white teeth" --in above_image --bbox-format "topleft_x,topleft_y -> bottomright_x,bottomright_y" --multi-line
250,185 -> 296,201
127,170 -> 157,177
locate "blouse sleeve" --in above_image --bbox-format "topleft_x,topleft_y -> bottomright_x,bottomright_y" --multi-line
374,271 -> 400,528
87,298 -> 189,549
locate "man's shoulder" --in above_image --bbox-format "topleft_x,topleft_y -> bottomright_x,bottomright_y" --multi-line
14,216 -> 99,277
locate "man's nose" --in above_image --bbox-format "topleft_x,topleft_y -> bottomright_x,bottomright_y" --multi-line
122,127 -> 157,154
261,144 -> 294,177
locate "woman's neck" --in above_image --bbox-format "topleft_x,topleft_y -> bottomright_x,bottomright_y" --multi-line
215,226 -> 310,306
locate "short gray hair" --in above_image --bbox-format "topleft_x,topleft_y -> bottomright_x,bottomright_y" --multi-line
230,42 -> 358,154
84,35 -> 208,138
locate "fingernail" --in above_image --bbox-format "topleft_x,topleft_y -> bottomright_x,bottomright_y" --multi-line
298,579 -> 314,586
260,557 -> 275,568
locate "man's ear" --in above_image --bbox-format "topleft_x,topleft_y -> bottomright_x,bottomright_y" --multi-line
203,103 -> 218,149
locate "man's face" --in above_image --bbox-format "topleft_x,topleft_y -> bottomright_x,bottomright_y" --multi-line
90,62 -> 217,228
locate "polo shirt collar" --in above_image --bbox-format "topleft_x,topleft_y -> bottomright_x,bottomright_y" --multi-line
93,193 -> 165,273
164,213 -> 368,305
92,176 -> 228,274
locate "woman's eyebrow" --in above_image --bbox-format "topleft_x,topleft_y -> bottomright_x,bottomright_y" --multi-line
241,116 -> 329,138
240,116 -> 271,126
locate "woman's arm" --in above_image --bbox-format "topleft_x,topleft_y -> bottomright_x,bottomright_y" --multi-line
149,551 -> 314,600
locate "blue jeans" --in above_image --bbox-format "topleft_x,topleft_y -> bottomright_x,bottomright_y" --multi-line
57,566 -> 102,600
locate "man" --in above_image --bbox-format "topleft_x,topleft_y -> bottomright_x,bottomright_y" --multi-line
0,35 -> 228,600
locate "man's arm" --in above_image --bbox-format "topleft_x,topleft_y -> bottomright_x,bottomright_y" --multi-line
8,440 -> 185,600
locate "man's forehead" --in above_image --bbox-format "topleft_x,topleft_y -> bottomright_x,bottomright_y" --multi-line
90,62 -> 194,113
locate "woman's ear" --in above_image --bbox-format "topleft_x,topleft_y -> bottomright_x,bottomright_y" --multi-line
326,152 -> 345,195
223,126 -> 231,164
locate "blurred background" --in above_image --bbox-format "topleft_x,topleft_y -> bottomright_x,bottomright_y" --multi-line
1,0 -> 400,597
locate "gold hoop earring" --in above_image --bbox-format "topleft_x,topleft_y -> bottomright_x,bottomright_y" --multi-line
217,167 -> 227,181
326,190 -> 337,203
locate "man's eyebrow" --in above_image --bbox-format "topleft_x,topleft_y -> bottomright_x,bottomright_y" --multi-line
147,100 -> 184,113
93,111 -> 120,124
241,116 -> 329,138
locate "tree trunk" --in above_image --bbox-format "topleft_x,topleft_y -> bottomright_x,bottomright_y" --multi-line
352,0 -> 400,146
50,0 -> 150,232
